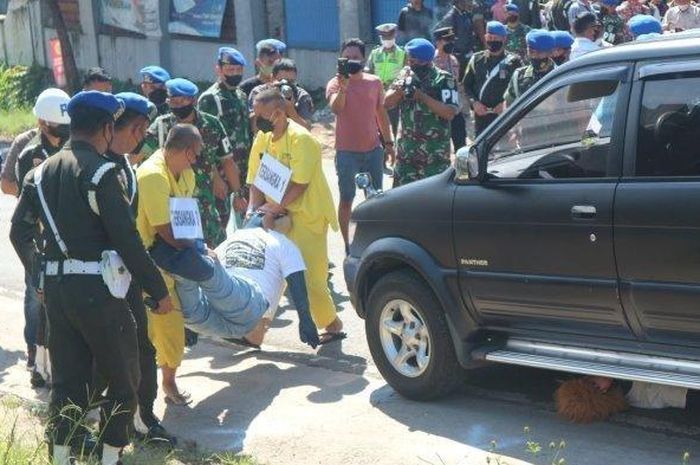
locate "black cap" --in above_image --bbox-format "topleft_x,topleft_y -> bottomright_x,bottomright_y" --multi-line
84,66 -> 112,84
433,26 -> 456,41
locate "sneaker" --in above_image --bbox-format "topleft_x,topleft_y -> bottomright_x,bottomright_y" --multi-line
144,423 -> 177,447
30,370 -> 46,388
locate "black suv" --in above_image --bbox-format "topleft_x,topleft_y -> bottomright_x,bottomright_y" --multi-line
344,34 -> 700,400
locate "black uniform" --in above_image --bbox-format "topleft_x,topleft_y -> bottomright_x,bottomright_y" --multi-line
504,60 -> 555,105
97,151 -> 161,430
463,50 -> 523,135
15,133 -> 63,194
10,140 -> 168,448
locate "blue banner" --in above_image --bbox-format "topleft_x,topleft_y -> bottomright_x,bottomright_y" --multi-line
168,0 -> 228,38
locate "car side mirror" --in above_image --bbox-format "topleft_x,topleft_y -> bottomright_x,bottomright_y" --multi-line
355,172 -> 381,198
455,145 -> 480,182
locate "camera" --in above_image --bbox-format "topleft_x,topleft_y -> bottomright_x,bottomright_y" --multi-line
403,73 -> 420,99
337,57 -> 350,78
278,78 -> 296,101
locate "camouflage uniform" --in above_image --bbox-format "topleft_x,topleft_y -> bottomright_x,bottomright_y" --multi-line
198,81 -> 251,227
504,60 -> 555,105
391,66 -> 459,187
142,110 -> 233,247
505,23 -> 532,61
601,12 -> 625,45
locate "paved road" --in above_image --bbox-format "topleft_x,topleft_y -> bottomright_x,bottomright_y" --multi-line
0,152 -> 699,464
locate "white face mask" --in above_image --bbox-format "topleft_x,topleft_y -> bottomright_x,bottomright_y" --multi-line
381,38 -> 396,49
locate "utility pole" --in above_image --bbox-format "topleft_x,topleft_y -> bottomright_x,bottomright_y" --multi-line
45,0 -> 80,93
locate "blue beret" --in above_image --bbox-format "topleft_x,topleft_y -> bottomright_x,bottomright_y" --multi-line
486,21 -> 508,37
405,38 -> 436,62
551,30 -> 574,49
628,14 -> 662,37
256,38 -> 286,53
67,91 -> 124,120
218,47 -> 247,66
526,29 -> 556,52
505,3 -> 520,12
600,0 -> 619,6
115,92 -> 155,120
140,66 -> 170,84
636,32 -> 662,41
166,78 -> 199,98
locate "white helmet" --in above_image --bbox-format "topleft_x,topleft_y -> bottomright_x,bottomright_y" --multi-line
33,88 -> 71,125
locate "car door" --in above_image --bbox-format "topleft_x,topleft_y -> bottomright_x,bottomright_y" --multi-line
614,59 -> 700,348
454,65 -> 636,338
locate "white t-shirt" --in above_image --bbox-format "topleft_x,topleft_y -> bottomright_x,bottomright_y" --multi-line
570,37 -> 601,60
216,228 -> 306,314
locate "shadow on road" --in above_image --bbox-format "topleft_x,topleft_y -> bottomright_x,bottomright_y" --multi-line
369,364 -> 700,465
162,343 -> 369,452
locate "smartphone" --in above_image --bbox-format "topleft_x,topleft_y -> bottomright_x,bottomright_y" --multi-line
337,58 -> 350,78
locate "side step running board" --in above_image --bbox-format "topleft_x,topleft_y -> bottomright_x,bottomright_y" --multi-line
482,339 -> 700,390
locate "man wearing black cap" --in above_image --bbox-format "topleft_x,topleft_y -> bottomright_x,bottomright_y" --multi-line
83,67 -> 113,93
10,91 -> 172,465
463,21 -> 523,135
433,26 -> 467,150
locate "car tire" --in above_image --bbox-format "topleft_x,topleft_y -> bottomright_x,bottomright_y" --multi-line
366,270 -> 464,400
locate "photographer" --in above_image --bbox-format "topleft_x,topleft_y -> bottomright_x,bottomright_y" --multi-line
249,59 -> 314,130
385,38 -> 459,187
326,38 -> 394,255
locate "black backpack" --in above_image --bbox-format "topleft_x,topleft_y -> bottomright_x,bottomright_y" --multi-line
549,0 -> 575,30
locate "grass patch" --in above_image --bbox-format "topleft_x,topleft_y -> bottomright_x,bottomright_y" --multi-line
0,108 -> 35,139
0,395 -> 258,465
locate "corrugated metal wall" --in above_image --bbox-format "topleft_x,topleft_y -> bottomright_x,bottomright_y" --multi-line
284,0 -> 339,50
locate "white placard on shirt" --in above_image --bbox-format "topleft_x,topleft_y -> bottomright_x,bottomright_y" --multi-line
253,152 -> 292,204
169,197 -> 204,240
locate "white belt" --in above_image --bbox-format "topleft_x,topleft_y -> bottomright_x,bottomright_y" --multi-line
45,259 -> 101,276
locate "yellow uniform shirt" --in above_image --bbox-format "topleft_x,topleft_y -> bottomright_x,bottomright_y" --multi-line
135,149 -> 196,369
247,120 -> 338,234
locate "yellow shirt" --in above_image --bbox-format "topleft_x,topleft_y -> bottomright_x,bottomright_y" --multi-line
136,149 -> 196,249
247,120 -> 338,234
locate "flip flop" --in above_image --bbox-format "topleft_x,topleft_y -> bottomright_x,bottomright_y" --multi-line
164,391 -> 191,406
224,337 -> 261,351
318,331 -> 347,345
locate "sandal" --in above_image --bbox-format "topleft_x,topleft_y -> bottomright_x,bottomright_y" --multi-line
164,391 -> 191,406
318,331 -> 347,345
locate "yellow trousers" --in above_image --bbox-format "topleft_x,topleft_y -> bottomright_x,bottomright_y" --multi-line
146,272 -> 185,369
287,223 -> 337,329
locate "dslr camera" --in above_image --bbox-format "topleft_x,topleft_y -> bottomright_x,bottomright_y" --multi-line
278,79 -> 296,101
337,57 -> 350,78
402,72 -> 420,99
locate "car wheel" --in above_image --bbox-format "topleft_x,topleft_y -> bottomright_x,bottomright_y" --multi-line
366,270 -> 464,400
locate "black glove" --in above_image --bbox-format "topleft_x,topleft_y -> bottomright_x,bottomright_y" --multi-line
298,312 -> 320,349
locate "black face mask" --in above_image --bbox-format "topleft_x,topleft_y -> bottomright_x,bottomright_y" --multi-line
410,63 -> 432,79
348,60 -> 364,75
443,42 -> 455,54
487,41 -> 504,53
507,15 -> 519,24
530,57 -> 551,73
47,124 -> 70,141
257,116 -> 275,133
224,74 -> 243,87
171,104 -> 194,120
148,88 -> 167,106
553,54 -> 568,66
132,137 -> 146,155
103,125 -> 114,152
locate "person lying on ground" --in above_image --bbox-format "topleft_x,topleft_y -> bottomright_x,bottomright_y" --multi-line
149,212 -> 322,350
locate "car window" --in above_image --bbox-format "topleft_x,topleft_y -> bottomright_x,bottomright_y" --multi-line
487,80 -> 620,180
636,73 -> 700,177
